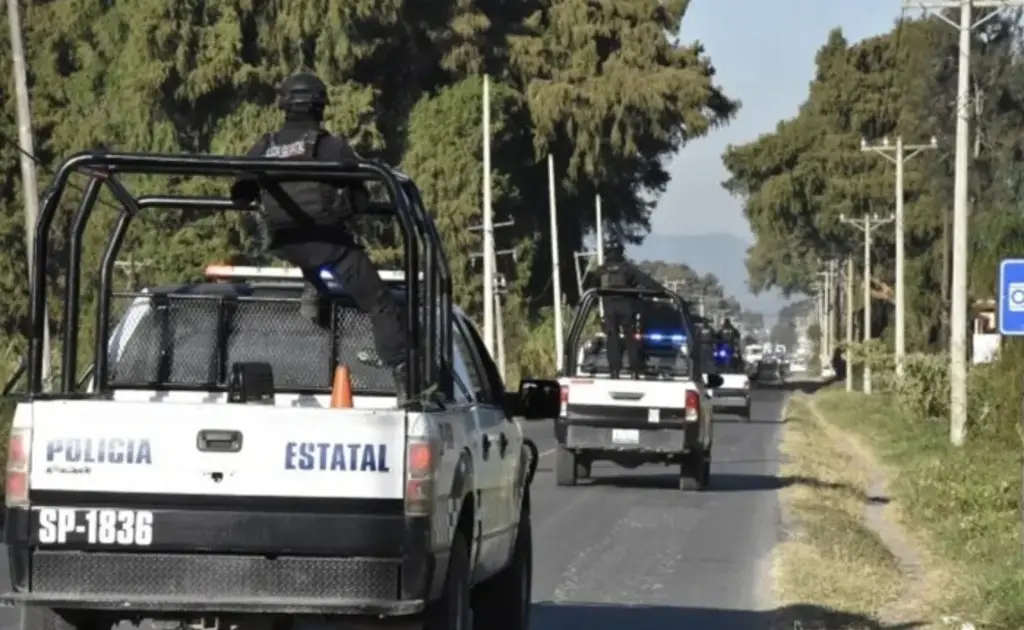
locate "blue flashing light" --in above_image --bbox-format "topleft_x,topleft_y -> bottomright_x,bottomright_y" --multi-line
643,331 -> 686,345
713,342 -> 735,361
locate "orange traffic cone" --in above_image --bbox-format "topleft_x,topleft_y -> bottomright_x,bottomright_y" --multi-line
330,365 -> 353,408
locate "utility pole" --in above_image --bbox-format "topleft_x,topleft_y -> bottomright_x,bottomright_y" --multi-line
846,257 -> 855,392
470,219 -> 514,360
7,0 -> 50,385
481,74 -> 495,355
548,154 -> 564,371
595,195 -> 604,319
907,0 -> 1024,443
114,256 -> 152,291
572,194 -> 607,300
840,213 -> 895,394
861,135 -> 937,377
494,273 -> 507,381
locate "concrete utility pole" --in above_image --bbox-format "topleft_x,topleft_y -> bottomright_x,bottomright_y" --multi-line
114,256 -> 152,292
861,135 -> 937,378
494,273 -> 507,381
7,0 -> 51,385
481,74 -> 495,355
907,0 -> 1024,444
470,219 -> 514,364
548,154 -> 564,371
841,213 -> 895,394
816,265 -> 834,368
572,194 -> 607,305
846,257 -> 855,392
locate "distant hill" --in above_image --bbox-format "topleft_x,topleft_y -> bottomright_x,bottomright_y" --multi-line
627,232 -> 795,320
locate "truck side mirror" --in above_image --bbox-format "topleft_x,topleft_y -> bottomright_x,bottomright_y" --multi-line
515,378 -> 561,420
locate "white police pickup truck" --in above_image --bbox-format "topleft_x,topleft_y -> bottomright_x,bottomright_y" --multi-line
5,267 -> 559,630
555,290 -> 722,491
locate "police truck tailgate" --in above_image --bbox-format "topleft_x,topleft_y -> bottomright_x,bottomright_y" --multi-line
560,377 -> 695,424
24,399 -> 405,499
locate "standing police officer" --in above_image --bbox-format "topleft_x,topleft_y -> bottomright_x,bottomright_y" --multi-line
230,71 -> 408,401
584,240 -> 663,378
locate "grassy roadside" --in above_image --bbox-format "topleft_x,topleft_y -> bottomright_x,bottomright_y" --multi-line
771,393 -> 905,629
815,388 -> 1024,628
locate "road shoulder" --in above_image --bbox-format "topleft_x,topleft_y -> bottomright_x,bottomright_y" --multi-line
770,391 -> 950,629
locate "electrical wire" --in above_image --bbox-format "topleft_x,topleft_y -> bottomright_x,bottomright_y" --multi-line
0,129 -> 124,214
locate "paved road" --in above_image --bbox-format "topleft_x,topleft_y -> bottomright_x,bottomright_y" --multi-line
524,385 -> 789,630
0,386 -> 790,630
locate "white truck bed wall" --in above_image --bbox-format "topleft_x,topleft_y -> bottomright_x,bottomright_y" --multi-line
16,400 -> 407,499
108,389 -> 396,409
560,377 -> 694,409
718,373 -> 748,388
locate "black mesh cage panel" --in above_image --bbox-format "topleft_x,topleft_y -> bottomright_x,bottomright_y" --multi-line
106,294 -> 397,392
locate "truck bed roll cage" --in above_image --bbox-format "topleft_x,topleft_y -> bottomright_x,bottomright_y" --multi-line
564,288 -> 697,376
26,151 -> 453,405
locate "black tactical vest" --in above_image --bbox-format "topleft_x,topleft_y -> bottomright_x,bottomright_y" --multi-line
600,263 -> 628,288
259,129 -> 338,232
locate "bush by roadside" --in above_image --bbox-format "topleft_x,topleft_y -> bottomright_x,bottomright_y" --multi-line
815,386 -> 1024,628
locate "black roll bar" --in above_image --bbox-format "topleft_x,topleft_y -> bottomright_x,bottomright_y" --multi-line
29,150 -> 452,404
562,287 -> 697,376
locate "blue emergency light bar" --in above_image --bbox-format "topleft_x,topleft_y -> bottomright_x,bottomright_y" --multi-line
641,331 -> 686,344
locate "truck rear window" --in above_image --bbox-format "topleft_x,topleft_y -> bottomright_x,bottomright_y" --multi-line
107,293 -> 395,393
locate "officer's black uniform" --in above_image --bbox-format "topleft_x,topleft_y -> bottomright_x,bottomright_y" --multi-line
585,242 -> 662,378
716,318 -> 742,370
230,71 -> 408,398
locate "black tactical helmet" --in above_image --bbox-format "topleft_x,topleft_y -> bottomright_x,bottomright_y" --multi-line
604,238 -> 625,260
278,71 -> 328,112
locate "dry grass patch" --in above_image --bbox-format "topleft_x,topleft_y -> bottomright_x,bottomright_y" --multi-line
771,394 -> 905,629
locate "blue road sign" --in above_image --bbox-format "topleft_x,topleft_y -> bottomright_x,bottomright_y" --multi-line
998,259 -> 1024,335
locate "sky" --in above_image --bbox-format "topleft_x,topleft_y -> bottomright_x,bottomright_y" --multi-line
652,0 -> 906,240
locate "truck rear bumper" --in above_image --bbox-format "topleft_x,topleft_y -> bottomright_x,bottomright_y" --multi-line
559,419 -> 697,454
2,591 -> 425,616
3,550 -> 436,616
3,502 -> 445,616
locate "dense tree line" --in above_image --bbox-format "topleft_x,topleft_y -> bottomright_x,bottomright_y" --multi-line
722,10 -> 1024,351
0,1 -> 737,377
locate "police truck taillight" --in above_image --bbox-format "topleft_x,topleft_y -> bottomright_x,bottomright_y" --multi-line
684,390 -> 700,422
404,439 -> 434,516
560,385 -> 568,416
6,427 -> 30,507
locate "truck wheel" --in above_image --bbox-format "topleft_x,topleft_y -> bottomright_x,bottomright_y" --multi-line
578,458 -> 592,480
472,503 -> 532,630
19,608 -> 95,630
424,532 -> 472,630
742,403 -> 752,422
679,451 -> 710,492
555,446 -> 578,486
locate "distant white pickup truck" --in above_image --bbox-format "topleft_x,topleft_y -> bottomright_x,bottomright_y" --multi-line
708,371 -> 751,420
554,289 -> 723,491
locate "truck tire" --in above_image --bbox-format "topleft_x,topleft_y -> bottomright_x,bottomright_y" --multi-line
742,402 -> 752,422
424,532 -> 471,630
555,446 -> 578,486
472,503 -> 532,630
679,450 -> 710,491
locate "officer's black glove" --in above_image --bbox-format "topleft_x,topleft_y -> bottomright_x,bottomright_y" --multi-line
230,180 -> 260,205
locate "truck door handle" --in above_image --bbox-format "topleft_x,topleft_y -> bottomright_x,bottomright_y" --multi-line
197,430 -> 243,452
498,433 -> 509,457
481,434 -> 491,458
